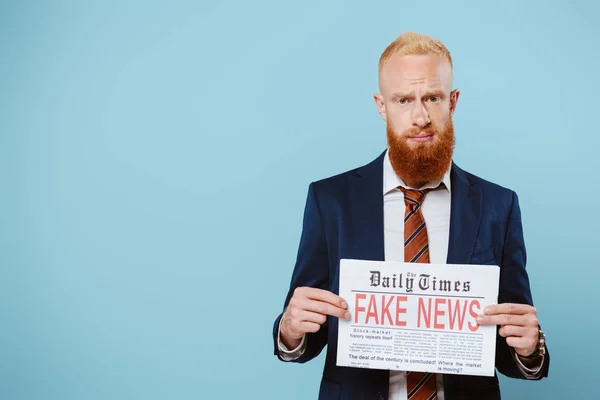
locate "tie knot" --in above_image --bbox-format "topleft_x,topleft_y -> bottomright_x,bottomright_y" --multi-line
400,185 -> 442,208
400,188 -> 429,207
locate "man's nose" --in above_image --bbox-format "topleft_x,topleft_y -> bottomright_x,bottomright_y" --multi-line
411,102 -> 430,128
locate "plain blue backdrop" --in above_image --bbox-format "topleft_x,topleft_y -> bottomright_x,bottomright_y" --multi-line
1,0 -> 598,398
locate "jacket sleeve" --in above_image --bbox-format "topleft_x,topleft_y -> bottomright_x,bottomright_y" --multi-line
495,191 -> 550,379
272,182 -> 330,363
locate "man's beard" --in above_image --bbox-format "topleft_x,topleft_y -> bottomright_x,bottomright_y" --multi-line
386,117 -> 455,188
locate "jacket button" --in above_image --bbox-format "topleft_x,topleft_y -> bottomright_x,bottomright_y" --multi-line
378,392 -> 385,400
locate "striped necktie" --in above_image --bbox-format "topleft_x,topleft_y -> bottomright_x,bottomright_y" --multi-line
401,187 -> 438,400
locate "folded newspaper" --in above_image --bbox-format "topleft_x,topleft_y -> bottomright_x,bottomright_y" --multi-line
336,259 -> 499,377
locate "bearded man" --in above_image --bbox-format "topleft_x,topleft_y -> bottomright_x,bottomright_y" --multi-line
272,32 -> 549,400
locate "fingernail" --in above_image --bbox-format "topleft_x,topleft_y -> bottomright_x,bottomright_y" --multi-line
477,316 -> 483,323
484,307 -> 490,314
341,301 -> 348,309
344,312 -> 350,320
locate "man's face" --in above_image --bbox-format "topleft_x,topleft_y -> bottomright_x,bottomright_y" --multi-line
375,53 -> 458,144
374,54 -> 460,186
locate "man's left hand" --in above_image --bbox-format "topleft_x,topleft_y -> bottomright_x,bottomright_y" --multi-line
477,303 -> 539,357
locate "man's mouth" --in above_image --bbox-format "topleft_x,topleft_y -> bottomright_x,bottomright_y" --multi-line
408,132 -> 435,143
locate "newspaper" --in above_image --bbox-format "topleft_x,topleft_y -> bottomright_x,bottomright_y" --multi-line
336,259 -> 499,377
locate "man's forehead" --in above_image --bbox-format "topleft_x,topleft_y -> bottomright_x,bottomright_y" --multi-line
380,54 -> 453,91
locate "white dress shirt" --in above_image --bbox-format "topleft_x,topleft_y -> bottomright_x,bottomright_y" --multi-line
278,150 -> 543,399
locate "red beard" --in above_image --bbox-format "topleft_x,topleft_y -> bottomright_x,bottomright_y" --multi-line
386,117 -> 455,188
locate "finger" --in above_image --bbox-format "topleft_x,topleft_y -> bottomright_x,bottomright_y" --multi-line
477,314 -> 529,326
498,325 -> 527,338
301,298 -> 350,320
284,315 -> 322,337
506,336 -> 537,352
298,287 -> 348,309
484,303 -> 535,316
294,310 -> 329,325
298,321 -> 322,334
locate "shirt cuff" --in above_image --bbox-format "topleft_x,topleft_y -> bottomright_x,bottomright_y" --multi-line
513,349 -> 545,379
277,318 -> 307,361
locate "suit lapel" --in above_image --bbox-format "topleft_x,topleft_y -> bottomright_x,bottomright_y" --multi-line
443,163 -> 484,396
346,151 -> 386,262
446,162 -> 482,265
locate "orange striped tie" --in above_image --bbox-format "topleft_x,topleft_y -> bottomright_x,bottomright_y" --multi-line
401,187 -> 437,400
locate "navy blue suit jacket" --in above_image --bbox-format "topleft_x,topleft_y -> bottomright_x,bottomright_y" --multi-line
273,151 -> 550,400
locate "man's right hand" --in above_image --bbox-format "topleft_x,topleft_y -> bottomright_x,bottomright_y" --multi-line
280,287 -> 350,350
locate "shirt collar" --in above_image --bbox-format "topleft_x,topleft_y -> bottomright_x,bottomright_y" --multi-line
383,149 -> 452,195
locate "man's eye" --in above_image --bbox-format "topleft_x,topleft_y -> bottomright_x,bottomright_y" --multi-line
429,96 -> 440,102
397,98 -> 407,104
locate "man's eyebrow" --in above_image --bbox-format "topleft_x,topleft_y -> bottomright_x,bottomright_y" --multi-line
390,89 -> 446,98
423,89 -> 445,96
390,91 -> 413,98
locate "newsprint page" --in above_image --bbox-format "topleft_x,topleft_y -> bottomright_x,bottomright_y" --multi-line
336,259 -> 499,377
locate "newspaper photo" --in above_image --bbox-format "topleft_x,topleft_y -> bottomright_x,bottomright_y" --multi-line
336,259 -> 500,377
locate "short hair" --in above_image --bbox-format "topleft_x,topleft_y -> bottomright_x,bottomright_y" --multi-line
378,31 -> 453,74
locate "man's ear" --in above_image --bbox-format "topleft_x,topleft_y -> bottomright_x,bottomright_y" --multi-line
449,89 -> 460,115
373,93 -> 387,120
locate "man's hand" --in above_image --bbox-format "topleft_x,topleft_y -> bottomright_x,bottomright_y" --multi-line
477,303 -> 539,357
280,287 -> 350,350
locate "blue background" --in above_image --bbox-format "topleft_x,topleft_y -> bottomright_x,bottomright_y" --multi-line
1,0 -> 597,398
